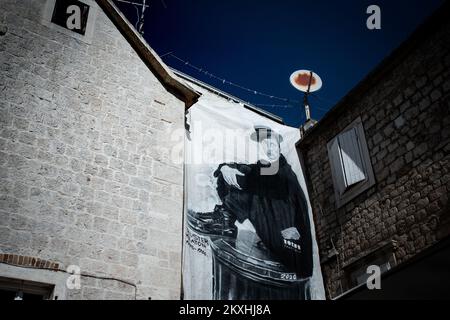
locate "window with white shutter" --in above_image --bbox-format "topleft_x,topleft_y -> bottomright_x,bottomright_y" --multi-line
338,127 -> 367,188
329,138 -> 347,195
327,117 -> 375,207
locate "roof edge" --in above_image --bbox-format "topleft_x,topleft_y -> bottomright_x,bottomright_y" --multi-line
95,0 -> 200,109
171,68 -> 284,124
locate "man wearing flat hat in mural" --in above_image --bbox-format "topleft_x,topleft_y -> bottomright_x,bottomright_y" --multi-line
188,126 -> 313,281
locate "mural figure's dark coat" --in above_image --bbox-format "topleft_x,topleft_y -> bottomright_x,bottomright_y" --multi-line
214,154 -> 313,279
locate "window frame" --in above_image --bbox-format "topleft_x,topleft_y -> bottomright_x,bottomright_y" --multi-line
327,117 -> 375,208
50,0 -> 91,36
42,0 -> 98,44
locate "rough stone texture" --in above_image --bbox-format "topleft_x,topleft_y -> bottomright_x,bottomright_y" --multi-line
0,0 -> 185,299
298,13 -> 450,298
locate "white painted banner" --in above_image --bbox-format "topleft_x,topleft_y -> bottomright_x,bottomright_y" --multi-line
183,94 -> 325,300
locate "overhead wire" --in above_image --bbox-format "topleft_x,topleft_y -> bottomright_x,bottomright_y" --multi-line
162,52 -> 336,116
164,53 -> 301,104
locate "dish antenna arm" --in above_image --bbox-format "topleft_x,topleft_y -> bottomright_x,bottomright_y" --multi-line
302,71 -> 313,121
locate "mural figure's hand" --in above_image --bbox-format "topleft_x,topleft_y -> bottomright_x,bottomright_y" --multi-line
220,166 -> 245,190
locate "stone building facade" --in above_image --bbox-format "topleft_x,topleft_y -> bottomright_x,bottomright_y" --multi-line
297,4 -> 450,299
0,0 -> 199,299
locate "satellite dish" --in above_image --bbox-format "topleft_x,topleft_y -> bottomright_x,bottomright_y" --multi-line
289,70 -> 322,93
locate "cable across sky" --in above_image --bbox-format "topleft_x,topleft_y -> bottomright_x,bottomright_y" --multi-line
162,52 -> 335,118
163,53 -> 301,103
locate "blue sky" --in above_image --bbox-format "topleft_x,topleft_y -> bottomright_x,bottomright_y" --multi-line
113,0 -> 444,127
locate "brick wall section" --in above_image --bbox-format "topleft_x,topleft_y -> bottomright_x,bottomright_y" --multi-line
0,0 -> 185,299
297,12 -> 450,298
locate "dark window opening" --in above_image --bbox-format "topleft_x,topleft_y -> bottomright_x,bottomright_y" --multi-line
0,277 -> 54,300
342,242 -> 397,292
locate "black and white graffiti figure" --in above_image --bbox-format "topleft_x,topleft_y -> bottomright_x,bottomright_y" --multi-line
188,126 -> 313,280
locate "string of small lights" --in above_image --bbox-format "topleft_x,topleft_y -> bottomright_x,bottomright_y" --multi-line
163,53 -> 301,104
163,52 -> 335,115
253,103 -> 293,108
254,100 -> 332,113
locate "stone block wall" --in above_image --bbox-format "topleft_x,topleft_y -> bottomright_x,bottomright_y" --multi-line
297,9 -> 450,298
0,0 -> 186,299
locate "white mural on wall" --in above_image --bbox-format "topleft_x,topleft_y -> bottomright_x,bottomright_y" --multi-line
183,94 -> 325,300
